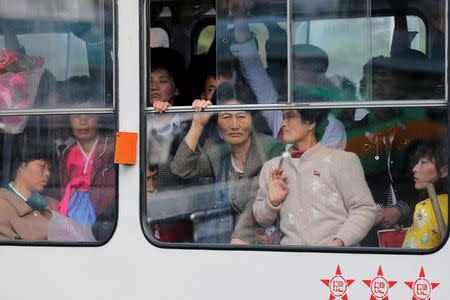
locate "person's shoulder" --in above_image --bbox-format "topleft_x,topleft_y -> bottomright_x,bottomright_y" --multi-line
261,155 -> 281,171
321,145 -> 360,165
43,195 -> 59,210
0,188 -> 15,201
253,133 -> 284,155
59,139 -> 77,161
0,189 -> 18,213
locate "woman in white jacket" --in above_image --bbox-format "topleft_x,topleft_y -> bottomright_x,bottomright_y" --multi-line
253,109 -> 376,247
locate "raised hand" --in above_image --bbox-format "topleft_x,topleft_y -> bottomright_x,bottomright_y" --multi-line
192,99 -> 213,127
153,100 -> 171,113
268,167 -> 288,207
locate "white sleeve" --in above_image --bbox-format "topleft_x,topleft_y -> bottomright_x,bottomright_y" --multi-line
320,113 -> 347,150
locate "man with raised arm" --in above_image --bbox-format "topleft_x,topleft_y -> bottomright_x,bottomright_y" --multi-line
227,0 -> 347,149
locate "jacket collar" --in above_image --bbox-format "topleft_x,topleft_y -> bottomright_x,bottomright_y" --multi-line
62,135 -> 109,159
287,142 -> 326,163
0,188 -> 34,217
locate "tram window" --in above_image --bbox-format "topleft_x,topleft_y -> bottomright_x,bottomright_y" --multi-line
0,1 -> 113,109
145,107 -> 448,250
18,33 -> 89,80
197,25 -> 215,55
150,27 -> 170,48
0,114 -> 116,242
144,0 -> 447,252
0,0 -> 116,244
293,16 -> 426,99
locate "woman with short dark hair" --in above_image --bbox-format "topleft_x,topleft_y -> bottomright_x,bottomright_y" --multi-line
403,138 -> 448,249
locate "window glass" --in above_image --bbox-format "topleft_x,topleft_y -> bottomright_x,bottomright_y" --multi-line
293,16 -> 426,100
150,27 -> 170,48
145,0 -> 448,252
145,108 -> 448,250
216,1 -> 288,101
0,114 -> 116,242
197,25 -> 215,55
0,0 -> 116,244
0,1 -> 113,109
18,33 -> 89,80
290,2 -> 442,102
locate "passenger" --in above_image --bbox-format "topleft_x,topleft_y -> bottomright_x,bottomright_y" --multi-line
356,57 -> 446,246
0,140 -> 94,241
150,47 -> 186,109
184,54 -> 216,103
171,83 -> 284,243
253,109 -> 377,246
147,47 -> 191,190
146,164 -> 159,213
227,0 -> 346,149
403,138 -> 448,249
58,83 -> 115,240
0,142 -> 56,240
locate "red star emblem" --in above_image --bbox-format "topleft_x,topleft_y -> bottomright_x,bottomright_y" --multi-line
321,265 -> 355,300
405,267 -> 439,300
363,266 -> 397,300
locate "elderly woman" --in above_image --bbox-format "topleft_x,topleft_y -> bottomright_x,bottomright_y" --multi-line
171,83 -> 284,243
403,138 -> 448,249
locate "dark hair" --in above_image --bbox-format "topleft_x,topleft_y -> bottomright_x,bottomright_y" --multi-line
185,54 -> 216,102
12,140 -> 52,180
293,44 -> 329,74
412,137 -> 449,196
150,47 -> 186,105
35,69 -> 58,108
292,89 -> 329,138
148,163 -> 159,172
413,138 -> 448,177
61,76 -> 102,107
216,82 -> 236,105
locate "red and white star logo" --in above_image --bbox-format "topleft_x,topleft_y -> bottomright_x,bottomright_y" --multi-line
363,266 -> 397,300
321,265 -> 355,300
405,267 -> 439,300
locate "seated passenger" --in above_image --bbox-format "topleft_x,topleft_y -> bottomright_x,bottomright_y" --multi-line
0,141 -> 94,241
0,143 -> 57,240
356,57 -> 446,246
171,83 -> 284,243
58,85 -> 115,237
403,138 -> 448,249
253,109 -> 377,246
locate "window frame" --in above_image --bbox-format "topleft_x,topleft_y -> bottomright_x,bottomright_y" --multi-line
141,0 -> 449,254
0,0 -> 118,247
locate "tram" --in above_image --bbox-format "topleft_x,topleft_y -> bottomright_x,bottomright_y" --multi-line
0,0 -> 448,299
